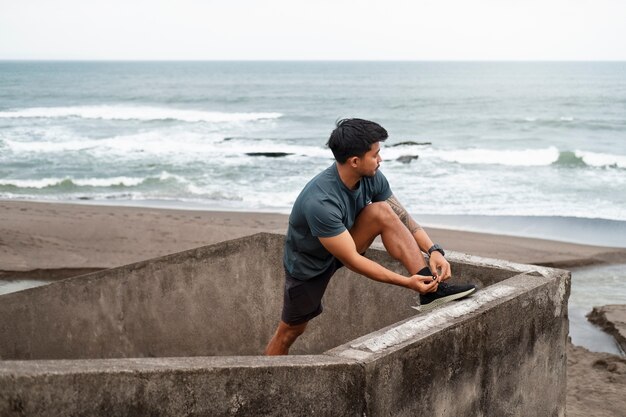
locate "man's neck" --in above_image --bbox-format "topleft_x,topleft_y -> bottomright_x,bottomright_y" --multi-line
335,162 -> 361,190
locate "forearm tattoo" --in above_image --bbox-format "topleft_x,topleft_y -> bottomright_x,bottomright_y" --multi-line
386,195 -> 422,234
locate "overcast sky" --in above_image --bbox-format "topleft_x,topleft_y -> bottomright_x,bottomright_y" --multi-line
1,0 -> 625,60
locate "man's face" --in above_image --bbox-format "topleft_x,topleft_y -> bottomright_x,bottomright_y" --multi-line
356,142 -> 382,177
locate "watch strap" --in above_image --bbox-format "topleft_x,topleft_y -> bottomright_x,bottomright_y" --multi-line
428,244 -> 445,257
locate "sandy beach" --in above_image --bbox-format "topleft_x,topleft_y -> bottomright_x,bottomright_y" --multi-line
1,199 -> 626,415
3,199 -> 625,274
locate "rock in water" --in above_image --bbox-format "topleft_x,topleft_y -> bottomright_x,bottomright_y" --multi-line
396,155 -> 419,164
587,305 -> 626,353
245,152 -> 293,158
389,141 -> 432,147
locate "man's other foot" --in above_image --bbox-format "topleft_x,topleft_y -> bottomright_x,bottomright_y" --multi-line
413,282 -> 476,312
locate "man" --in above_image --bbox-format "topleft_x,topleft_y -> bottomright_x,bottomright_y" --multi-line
265,118 -> 476,355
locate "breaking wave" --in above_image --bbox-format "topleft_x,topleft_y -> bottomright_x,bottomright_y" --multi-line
427,146 -> 560,167
570,150 -> 626,169
0,106 -> 283,123
3,133 -> 331,160
0,172 -> 187,190
402,146 -> 626,169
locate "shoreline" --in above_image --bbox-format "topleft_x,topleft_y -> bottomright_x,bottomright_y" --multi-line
1,199 -> 625,274
4,197 -> 626,246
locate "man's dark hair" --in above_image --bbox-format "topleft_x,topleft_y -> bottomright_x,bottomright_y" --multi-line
326,118 -> 388,163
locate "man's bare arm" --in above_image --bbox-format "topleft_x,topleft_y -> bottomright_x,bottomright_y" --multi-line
386,193 -> 435,253
386,194 -> 422,234
386,194 -> 452,280
318,231 -> 437,294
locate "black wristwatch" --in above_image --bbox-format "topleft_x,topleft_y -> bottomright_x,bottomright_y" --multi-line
428,244 -> 445,257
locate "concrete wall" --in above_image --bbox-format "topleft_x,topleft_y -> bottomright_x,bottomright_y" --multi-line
0,233 -> 518,360
0,355 -> 365,417
0,233 -> 570,416
328,264 -> 570,417
0,233 -> 286,359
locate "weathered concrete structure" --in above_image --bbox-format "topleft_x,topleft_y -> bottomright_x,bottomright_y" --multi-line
0,233 -> 570,416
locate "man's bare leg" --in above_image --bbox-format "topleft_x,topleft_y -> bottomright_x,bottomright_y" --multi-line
350,202 -> 427,275
264,320 -> 308,355
266,203 -> 426,356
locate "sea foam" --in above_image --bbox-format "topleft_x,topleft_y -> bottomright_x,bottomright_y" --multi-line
574,150 -> 626,169
429,146 -> 560,166
0,106 -> 282,123
5,132 -> 331,161
0,177 -> 144,189
0,172 -> 186,190
393,146 -> 626,169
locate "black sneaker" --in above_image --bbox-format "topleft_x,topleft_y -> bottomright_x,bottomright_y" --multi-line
414,281 -> 476,312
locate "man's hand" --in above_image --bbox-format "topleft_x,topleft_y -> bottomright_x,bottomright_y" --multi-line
319,231 -> 440,292
408,274 -> 439,294
429,252 -> 451,281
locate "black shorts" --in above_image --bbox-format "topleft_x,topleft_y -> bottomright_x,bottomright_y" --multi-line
281,258 -> 344,325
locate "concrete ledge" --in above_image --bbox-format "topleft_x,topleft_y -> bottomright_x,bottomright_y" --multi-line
327,269 -> 570,416
0,233 -> 286,359
0,355 -> 364,417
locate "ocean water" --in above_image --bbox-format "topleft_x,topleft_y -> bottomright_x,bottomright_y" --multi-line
1,62 -> 626,353
0,279 -> 50,296
1,61 -> 625,229
569,263 -> 626,355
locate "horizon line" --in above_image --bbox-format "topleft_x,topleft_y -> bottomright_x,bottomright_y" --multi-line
1,58 -> 626,63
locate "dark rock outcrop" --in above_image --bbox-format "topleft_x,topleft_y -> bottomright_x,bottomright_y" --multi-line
245,152 -> 293,158
389,141 -> 432,147
396,155 -> 419,164
587,305 -> 626,353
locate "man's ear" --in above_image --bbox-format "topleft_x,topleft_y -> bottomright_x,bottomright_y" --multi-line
347,156 -> 359,168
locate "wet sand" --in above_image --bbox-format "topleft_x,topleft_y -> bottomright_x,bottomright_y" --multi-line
3,200 -> 625,273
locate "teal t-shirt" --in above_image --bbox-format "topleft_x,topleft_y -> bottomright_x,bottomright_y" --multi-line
284,163 -> 392,280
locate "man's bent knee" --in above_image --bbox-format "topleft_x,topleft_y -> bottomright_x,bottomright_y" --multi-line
353,202 -> 395,228
359,201 -> 396,222
351,203 -> 396,246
